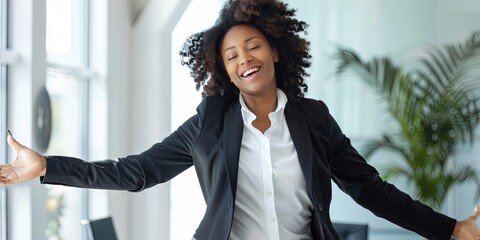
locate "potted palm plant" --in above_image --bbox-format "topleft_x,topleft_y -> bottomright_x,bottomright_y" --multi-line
333,32 -> 480,210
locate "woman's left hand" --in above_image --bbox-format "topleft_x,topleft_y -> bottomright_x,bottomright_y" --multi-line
453,206 -> 480,240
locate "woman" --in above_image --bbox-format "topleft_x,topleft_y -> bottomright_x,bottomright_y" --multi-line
1,0 -> 479,239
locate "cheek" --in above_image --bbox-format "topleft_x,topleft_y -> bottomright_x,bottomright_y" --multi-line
224,64 -> 237,79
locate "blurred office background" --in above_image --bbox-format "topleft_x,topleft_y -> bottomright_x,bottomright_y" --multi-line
0,0 -> 479,239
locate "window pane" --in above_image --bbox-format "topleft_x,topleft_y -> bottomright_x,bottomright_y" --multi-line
46,0 -> 86,68
45,73 -> 86,240
46,74 -> 84,157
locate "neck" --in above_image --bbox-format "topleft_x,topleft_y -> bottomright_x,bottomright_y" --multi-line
241,89 -> 278,118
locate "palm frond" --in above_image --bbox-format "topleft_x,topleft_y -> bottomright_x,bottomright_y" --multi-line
361,134 -> 409,161
445,166 -> 480,200
381,165 -> 412,182
334,48 -> 404,99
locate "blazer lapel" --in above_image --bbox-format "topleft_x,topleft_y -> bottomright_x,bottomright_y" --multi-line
223,100 -> 243,198
285,102 -> 314,193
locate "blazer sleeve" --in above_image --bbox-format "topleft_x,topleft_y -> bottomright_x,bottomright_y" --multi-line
41,97 -> 208,192
321,101 -> 457,240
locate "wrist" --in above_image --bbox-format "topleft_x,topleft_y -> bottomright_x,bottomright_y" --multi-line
452,221 -> 462,239
40,155 -> 47,176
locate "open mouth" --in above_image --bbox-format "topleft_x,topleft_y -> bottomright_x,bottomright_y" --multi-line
241,67 -> 260,78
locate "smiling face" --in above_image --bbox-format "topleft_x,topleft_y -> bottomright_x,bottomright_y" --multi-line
221,25 -> 279,98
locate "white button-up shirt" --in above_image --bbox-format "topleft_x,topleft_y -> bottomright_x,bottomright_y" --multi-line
229,89 -> 314,240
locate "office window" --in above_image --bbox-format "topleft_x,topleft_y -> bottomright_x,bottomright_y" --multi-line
45,0 -> 90,239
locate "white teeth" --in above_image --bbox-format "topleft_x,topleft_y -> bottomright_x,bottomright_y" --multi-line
242,67 -> 259,77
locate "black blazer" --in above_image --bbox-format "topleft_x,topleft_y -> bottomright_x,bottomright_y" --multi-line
42,95 -> 456,240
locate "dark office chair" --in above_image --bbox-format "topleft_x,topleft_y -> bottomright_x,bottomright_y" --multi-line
332,222 -> 369,240
81,216 -> 118,240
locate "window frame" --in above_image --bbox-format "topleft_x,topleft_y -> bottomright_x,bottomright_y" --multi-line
0,0 -> 10,239
2,0 -> 99,239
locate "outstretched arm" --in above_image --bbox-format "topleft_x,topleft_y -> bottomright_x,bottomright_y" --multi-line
0,131 -> 46,185
453,206 -> 480,240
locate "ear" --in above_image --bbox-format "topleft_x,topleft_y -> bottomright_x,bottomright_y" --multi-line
272,48 -> 280,63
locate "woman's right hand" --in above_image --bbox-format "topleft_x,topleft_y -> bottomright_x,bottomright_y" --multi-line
0,132 -> 47,185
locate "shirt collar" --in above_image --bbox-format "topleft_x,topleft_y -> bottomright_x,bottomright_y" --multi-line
239,89 -> 288,125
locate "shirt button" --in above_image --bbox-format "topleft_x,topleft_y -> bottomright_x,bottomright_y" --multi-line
267,191 -> 273,196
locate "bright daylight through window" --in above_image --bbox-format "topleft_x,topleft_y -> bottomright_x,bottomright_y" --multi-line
45,0 -> 90,239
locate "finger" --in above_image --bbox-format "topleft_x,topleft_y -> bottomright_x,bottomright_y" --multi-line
0,178 -> 14,185
0,170 -> 17,185
470,205 -> 480,222
0,167 -> 9,178
7,132 -> 26,152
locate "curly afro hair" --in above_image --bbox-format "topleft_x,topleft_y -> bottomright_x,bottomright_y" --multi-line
180,0 -> 311,101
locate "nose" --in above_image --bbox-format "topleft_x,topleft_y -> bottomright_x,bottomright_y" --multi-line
239,52 -> 253,65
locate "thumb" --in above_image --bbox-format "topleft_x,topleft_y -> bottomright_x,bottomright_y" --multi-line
7,131 -> 26,152
471,205 -> 480,221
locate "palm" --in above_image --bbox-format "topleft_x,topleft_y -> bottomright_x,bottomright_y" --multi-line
0,135 -> 45,185
454,206 -> 480,239
12,147 -> 44,180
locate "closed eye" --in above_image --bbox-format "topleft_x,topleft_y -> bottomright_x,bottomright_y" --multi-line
249,46 -> 259,50
228,56 -> 237,61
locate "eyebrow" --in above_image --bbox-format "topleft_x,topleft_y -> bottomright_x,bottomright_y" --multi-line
223,36 -> 260,54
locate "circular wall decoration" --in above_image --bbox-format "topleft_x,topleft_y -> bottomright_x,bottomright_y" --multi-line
35,87 -> 52,153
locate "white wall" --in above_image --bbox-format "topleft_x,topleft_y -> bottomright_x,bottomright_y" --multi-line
104,0 -> 132,239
